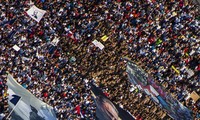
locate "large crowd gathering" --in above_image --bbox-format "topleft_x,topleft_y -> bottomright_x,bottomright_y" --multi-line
0,0 -> 200,120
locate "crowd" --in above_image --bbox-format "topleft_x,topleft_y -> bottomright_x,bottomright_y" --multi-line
0,0 -> 200,119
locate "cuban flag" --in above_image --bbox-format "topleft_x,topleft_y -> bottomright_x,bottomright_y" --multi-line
9,94 -> 21,106
26,5 -> 46,23
7,74 -> 57,120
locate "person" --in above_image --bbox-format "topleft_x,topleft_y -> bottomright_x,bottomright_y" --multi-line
0,0 -> 199,119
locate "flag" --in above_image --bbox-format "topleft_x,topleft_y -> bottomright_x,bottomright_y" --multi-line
171,65 -> 180,74
156,39 -> 162,45
26,5 -> 46,23
7,74 -> 57,120
90,84 -> 135,120
74,105 -> 84,118
74,105 -> 81,115
67,30 -> 75,40
125,59 -> 193,120
101,35 -> 108,41
10,95 -> 21,105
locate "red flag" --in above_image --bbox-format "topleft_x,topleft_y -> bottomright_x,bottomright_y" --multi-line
43,92 -> 48,97
103,92 -> 109,97
74,105 -> 81,115
67,31 -> 75,40
197,64 -> 200,71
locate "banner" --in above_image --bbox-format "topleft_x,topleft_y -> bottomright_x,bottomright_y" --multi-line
90,84 -> 135,120
26,5 -> 46,23
7,74 -> 57,120
126,60 -> 192,120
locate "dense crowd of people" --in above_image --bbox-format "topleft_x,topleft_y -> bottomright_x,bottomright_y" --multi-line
0,0 -> 200,119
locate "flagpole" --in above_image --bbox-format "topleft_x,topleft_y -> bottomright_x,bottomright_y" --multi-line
6,97 -> 22,119
5,2 -> 8,19
90,90 -> 96,99
80,110 -> 84,119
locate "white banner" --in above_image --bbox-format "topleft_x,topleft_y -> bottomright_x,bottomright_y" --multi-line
26,5 -> 46,23
7,74 -> 57,120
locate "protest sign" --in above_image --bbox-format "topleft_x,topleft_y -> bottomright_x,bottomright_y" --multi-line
92,40 -> 105,50
13,45 -> 20,51
190,91 -> 200,103
51,37 -> 60,46
27,5 -> 46,23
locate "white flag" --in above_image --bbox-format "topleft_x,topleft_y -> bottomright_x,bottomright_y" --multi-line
7,74 -> 57,120
26,5 -> 46,23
